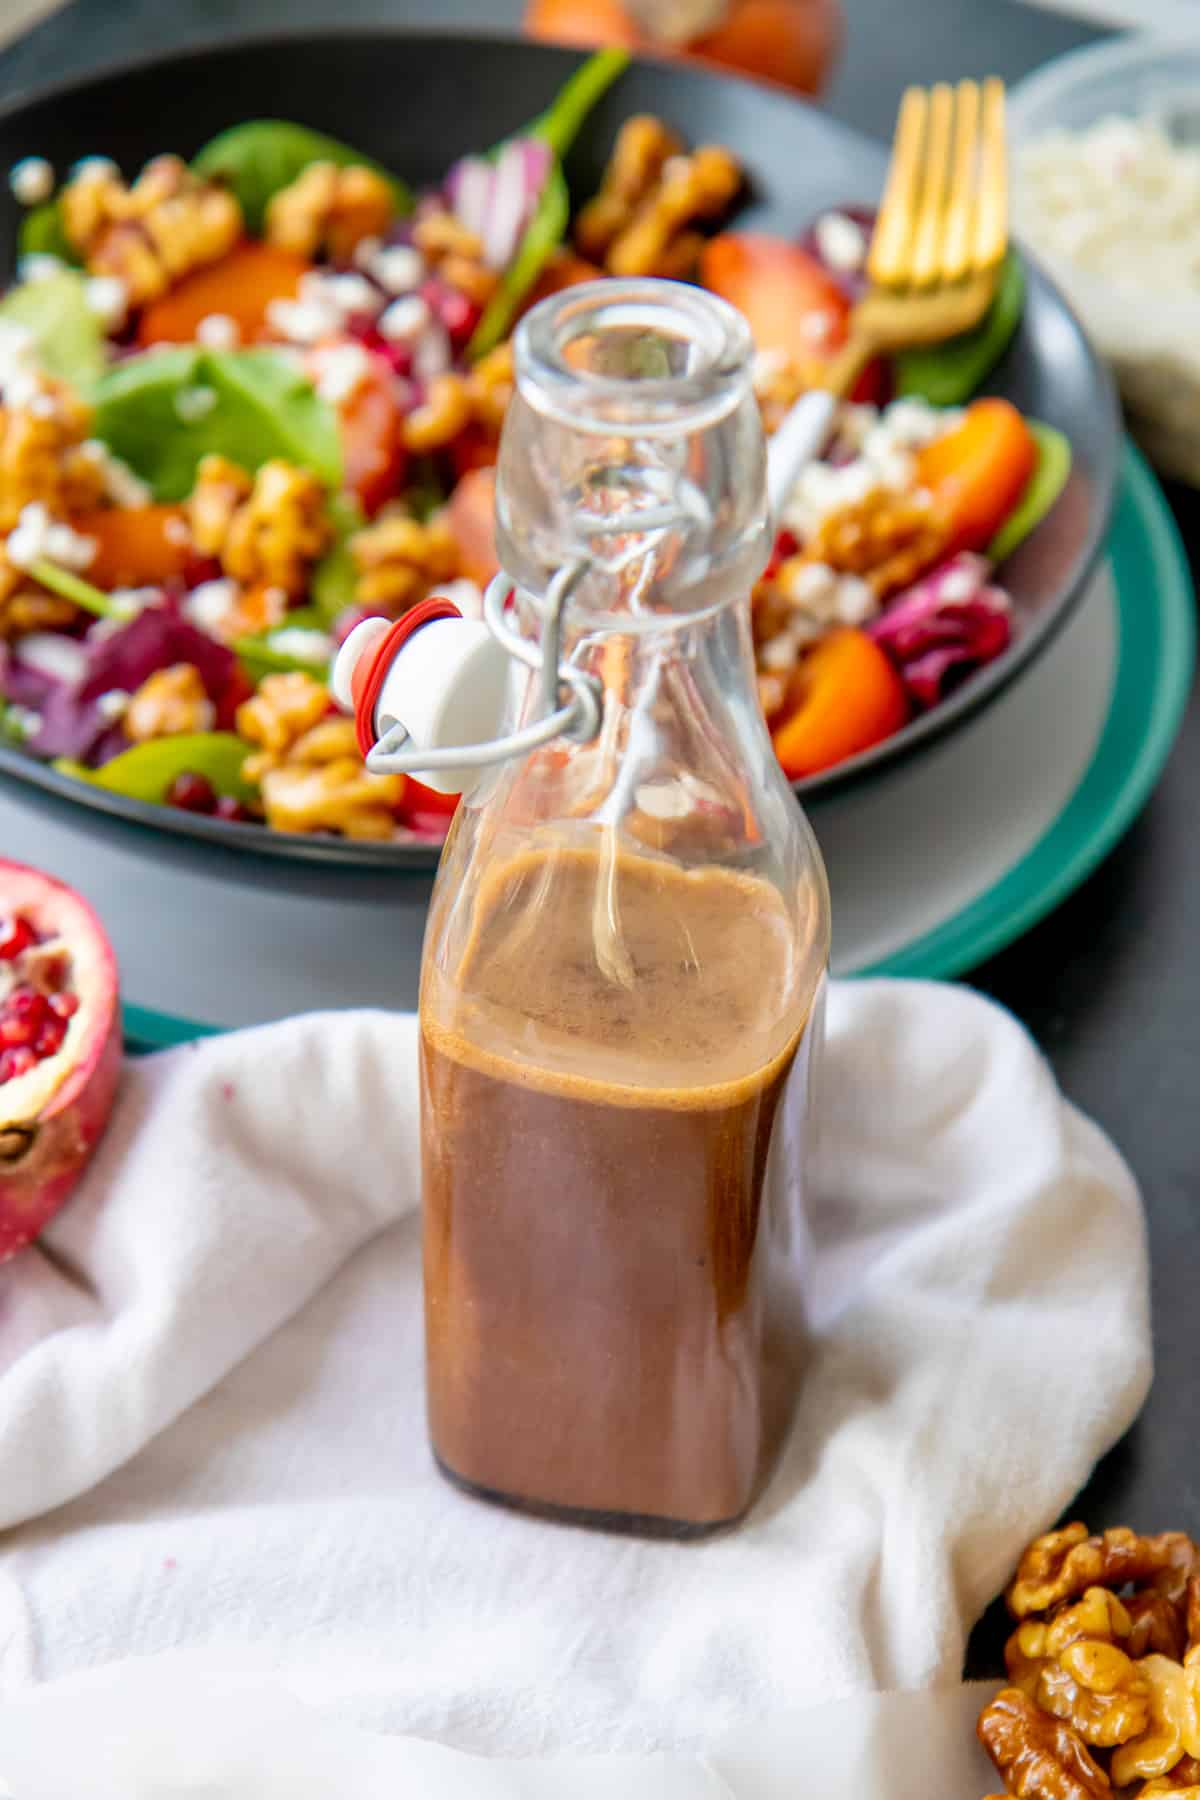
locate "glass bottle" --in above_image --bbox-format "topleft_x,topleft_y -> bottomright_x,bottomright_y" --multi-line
418,279 -> 830,1535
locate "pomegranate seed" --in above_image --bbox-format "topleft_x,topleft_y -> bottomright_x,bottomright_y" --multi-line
0,1045 -> 36,1084
5,984 -> 45,1022
48,992 -> 79,1019
0,1002 -> 43,1047
166,771 -> 218,813
215,796 -> 251,823
33,1016 -> 66,1059
0,915 -> 36,960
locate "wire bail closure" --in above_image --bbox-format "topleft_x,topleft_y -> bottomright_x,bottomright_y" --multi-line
363,561 -> 604,779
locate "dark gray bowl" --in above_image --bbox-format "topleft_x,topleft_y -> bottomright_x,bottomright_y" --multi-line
0,28 -> 1120,870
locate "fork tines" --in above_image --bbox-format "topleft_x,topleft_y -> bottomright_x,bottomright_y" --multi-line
868,77 -> 1007,292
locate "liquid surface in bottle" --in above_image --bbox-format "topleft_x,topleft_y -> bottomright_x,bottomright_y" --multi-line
421,843 -> 816,1532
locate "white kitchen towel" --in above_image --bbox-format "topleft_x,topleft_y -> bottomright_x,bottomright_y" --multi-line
0,982 -> 1150,1753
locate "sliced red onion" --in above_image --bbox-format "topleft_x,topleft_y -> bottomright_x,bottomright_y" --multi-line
869,553 -> 1012,709
445,136 -> 554,272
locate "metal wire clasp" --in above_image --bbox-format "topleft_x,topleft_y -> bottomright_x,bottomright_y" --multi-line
363,561 -> 604,779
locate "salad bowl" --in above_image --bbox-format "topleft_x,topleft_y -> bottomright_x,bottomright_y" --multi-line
0,29 -> 1120,869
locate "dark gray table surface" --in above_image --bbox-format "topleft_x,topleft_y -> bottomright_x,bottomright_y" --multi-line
2,0 -> 1194,1672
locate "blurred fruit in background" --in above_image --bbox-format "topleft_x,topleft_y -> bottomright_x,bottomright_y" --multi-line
524,0 -> 842,97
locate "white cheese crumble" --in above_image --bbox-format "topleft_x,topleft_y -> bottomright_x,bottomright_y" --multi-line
95,688 -> 131,721
321,272 -> 378,317
313,341 -> 371,405
266,270 -> 380,346
1017,116 -> 1196,277
10,156 -> 55,207
69,155 -> 119,182
13,631 -> 88,685
83,274 -> 128,330
174,384 -> 218,423
413,323 -> 451,382
814,209 -> 868,273
265,295 -> 334,345
183,578 -> 239,632
109,586 -> 160,619
17,252 -> 65,284
79,439 -> 151,508
363,243 -> 425,295
7,502 -> 95,571
781,397 -> 957,540
195,312 -> 240,349
163,514 -> 192,546
268,626 -> 333,664
4,704 -> 42,740
0,319 -> 42,409
378,295 -> 430,343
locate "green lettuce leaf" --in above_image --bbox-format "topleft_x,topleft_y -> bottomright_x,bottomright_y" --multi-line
57,733 -> 258,804
988,421 -> 1072,564
0,269 -> 106,393
93,346 -> 342,500
895,252 -> 1026,408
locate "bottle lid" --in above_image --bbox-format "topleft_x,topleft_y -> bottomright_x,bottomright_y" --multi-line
332,596 -> 511,798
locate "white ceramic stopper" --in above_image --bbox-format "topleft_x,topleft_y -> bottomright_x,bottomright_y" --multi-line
332,613 -> 511,797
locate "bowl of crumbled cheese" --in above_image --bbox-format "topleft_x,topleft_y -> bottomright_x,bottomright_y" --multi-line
1010,35 -> 1200,485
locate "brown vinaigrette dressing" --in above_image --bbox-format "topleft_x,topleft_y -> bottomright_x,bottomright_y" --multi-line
420,844 -> 818,1533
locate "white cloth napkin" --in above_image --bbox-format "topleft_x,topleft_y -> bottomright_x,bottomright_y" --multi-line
0,982 -> 1150,1754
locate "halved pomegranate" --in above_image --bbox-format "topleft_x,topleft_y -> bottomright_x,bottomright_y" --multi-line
0,860 -> 121,1262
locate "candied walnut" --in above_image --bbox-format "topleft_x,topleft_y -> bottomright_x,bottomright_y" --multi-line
187,454 -> 253,557
604,146 -> 742,280
265,161 -> 396,262
236,670 -> 330,763
62,154 -> 242,304
1111,1656 -> 1200,1787
0,586 -> 79,640
979,1688 -> 1110,1800
1141,1756 -> 1200,1795
210,582 -> 289,644
778,489 -> 952,602
465,343 -> 514,435
0,381 -> 106,532
413,209 -> 487,266
187,456 -> 331,598
350,506 -> 459,615
1129,1591 -> 1189,1663
753,348 -> 828,437
1008,1528 -> 1200,1620
1188,1577 -> 1200,1654
403,373 -> 473,455
257,758 -> 404,839
1006,1589 -> 1149,1747
124,664 -> 215,742
575,116 -> 685,263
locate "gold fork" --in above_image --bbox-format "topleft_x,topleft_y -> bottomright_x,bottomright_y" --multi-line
823,77 -> 1009,400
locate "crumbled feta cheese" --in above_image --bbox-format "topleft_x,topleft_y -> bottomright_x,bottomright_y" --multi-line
17,252 -> 65,284
314,341 -> 371,405
196,312 -> 240,349
802,311 -> 836,346
26,391 -> 57,419
7,502 -> 95,571
833,574 -> 878,626
322,272 -> 378,316
268,627 -> 333,664
4,704 -> 42,740
784,561 -> 836,607
0,319 -> 39,407
183,578 -> 239,632
378,295 -> 430,343
95,688 -> 131,722
752,347 -> 791,391
265,296 -> 335,345
781,397 -> 958,538
10,156 -> 55,207
413,324 -> 451,383
366,244 -> 425,295
937,564 -> 978,604
815,209 -> 868,273
174,384 -> 218,423
163,514 -> 191,546
69,155 -> 119,182
79,440 -> 151,508
13,631 -> 88,685
759,631 -> 800,673
267,270 -> 380,346
83,274 -> 128,330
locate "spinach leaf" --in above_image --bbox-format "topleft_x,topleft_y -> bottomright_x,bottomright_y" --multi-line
894,251 -> 1025,407
466,49 -> 628,360
59,732 -> 258,804
0,269 -> 106,394
987,421 -> 1072,565
93,346 -> 342,501
311,492 -> 364,624
18,199 -> 78,265
192,120 -> 411,236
